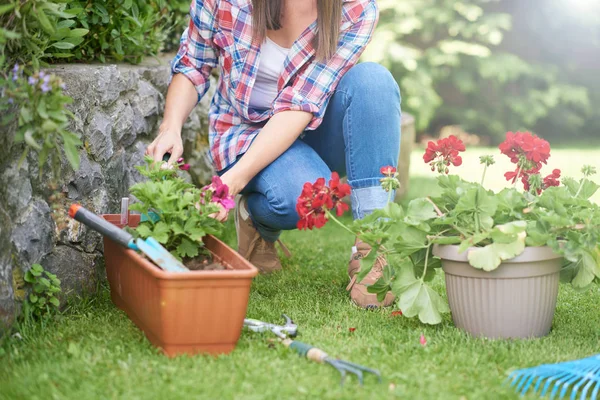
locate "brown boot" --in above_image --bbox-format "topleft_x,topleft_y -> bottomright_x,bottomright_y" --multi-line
235,196 -> 291,273
346,240 -> 395,308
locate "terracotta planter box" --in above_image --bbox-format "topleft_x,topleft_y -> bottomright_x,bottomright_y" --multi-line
102,214 -> 258,357
433,245 -> 562,339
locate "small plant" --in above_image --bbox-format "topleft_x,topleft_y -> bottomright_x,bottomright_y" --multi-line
1,64 -> 81,175
297,132 -> 600,325
23,264 -> 61,319
129,156 -> 235,260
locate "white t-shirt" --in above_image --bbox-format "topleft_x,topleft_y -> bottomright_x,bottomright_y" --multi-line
248,37 -> 290,110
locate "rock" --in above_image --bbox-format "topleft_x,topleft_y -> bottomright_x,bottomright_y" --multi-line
142,66 -> 170,94
110,100 -> 136,147
41,246 -> 102,299
0,206 -> 14,330
103,150 -> 129,210
11,200 -> 55,267
131,80 -> 162,119
0,158 -> 32,215
67,152 -> 104,200
85,111 -> 114,161
126,141 -> 150,186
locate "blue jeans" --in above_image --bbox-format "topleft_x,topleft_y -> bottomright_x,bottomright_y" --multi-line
221,62 -> 401,242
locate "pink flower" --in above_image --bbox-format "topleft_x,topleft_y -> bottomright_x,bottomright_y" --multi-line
176,157 -> 191,171
209,176 -> 235,210
420,334 -> 427,347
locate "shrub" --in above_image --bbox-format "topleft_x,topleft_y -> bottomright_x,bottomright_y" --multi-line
65,0 -> 168,64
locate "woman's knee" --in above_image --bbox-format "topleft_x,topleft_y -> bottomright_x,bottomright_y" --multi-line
338,62 -> 401,103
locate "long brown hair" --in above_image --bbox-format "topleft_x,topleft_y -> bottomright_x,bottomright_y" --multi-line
252,0 -> 342,61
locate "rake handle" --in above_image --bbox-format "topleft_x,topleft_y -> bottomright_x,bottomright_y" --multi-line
282,339 -> 329,364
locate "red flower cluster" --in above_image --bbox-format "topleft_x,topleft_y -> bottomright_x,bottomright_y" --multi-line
380,166 -> 397,176
499,132 -> 550,165
296,172 -> 351,230
423,135 -> 466,174
499,132 -> 560,193
543,169 -> 561,189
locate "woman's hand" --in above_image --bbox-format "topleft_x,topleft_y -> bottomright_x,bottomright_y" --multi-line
146,124 -> 184,164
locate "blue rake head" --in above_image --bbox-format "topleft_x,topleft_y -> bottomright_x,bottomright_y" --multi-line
508,355 -> 600,400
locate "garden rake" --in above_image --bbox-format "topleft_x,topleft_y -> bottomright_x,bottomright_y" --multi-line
244,315 -> 382,386
508,354 -> 600,400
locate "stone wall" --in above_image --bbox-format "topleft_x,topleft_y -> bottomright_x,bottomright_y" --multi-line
0,57 -> 215,329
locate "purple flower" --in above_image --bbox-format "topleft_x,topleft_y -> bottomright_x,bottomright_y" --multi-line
39,71 -> 46,79
8,98 -> 14,104
12,64 -> 19,73
60,83 -> 66,90
41,83 -> 51,93
28,76 -> 38,86
43,75 -> 50,84
12,74 -> 18,82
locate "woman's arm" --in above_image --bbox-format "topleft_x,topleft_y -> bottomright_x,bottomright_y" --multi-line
220,110 -> 312,196
146,74 -> 198,164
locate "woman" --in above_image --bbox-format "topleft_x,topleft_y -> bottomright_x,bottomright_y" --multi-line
146,0 -> 401,308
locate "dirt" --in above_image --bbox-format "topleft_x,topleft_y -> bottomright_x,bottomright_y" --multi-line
183,253 -> 226,271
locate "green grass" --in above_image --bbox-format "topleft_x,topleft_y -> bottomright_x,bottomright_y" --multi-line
1,148 -> 600,400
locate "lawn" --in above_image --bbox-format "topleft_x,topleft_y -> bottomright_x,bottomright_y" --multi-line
1,148 -> 599,400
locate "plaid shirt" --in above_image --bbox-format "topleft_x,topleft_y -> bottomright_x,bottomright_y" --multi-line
171,0 -> 379,171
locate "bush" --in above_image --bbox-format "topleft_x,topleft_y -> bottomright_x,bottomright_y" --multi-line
163,0 -> 191,53
0,0 -> 88,71
65,0 -> 169,64
363,0 -> 591,142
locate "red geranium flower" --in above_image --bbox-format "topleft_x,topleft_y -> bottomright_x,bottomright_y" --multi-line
423,135 -> 466,174
296,172 -> 351,230
380,166 -> 397,176
499,131 -> 550,166
543,169 -> 561,189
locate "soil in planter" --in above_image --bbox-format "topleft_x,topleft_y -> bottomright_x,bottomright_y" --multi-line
183,253 -> 227,271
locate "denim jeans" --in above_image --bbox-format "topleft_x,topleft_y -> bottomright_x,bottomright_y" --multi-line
220,62 -> 402,242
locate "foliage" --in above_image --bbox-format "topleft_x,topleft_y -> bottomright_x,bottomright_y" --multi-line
129,156 -> 233,260
0,0 -> 88,71
1,65 -> 81,177
363,0 -> 591,141
163,0 -> 191,53
298,132 -> 600,325
64,0 -> 168,64
23,264 -> 61,319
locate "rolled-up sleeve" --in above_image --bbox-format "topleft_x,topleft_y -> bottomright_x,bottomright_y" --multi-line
271,0 -> 379,129
171,0 -> 219,102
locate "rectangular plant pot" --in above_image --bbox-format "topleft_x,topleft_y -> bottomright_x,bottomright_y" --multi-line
102,214 -> 258,357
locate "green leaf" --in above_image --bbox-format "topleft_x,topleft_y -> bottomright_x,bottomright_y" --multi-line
382,202 -> 404,220
68,28 -> 89,38
392,268 -> 448,325
60,131 -> 81,170
36,10 -> 56,35
51,41 -> 76,50
467,232 -> 526,271
0,3 -> 16,15
576,179 -> 599,200
29,294 -> 38,304
431,236 -> 461,245
176,238 -> 199,258
390,224 -> 428,257
152,222 -> 170,244
49,297 -> 60,307
135,224 -> 153,239
490,221 -> 527,244
458,232 -> 489,253
404,198 -> 437,225
356,248 -> 378,283
571,250 -> 600,289
57,20 -> 76,28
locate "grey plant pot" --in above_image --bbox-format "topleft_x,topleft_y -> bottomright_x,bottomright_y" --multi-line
433,245 -> 562,339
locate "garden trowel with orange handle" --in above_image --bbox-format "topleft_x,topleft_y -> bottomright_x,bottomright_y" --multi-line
68,204 -> 188,273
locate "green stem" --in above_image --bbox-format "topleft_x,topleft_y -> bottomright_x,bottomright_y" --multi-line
513,163 -> 523,189
480,164 -> 488,187
420,244 -> 431,281
326,211 -> 357,237
386,189 -> 393,205
574,179 -> 585,198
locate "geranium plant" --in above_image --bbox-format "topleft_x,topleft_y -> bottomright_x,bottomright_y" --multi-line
129,156 -> 235,260
297,132 -> 600,325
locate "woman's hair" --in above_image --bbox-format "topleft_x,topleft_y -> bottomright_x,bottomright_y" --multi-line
252,0 -> 342,61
